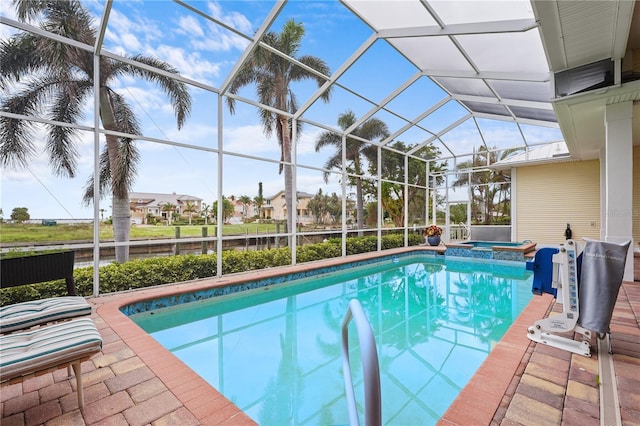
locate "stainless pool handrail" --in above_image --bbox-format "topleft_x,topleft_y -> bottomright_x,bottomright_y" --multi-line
341,299 -> 381,426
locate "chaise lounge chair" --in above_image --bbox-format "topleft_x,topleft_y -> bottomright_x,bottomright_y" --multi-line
1,250 -> 92,335
0,317 -> 102,409
0,296 -> 92,334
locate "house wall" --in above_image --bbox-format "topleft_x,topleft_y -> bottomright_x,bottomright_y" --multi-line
262,192 -> 313,224
269,193 -> 287,221
515,160 -> 601,245
297,197 -> 312,224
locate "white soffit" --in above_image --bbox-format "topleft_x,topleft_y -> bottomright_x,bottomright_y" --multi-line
532,0 -> 638,159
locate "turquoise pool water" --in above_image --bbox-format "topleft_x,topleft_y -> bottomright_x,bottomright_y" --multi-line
131,256 -> 533,425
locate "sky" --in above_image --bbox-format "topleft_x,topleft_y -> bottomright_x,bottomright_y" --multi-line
0,0 -> 564,220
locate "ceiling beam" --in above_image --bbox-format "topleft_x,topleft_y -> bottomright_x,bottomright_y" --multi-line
453,94 -> 554,110
423,69 -> 550,82
378,18 -> 537,38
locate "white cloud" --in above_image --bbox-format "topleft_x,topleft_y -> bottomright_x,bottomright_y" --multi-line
102,7 -> 222,83
296,173 -> 330,193
207,2 -> 253,34
178,15 -> 205,38
173,2 -> 250,53
297,128 -> 323,155
221,124 -> 279,155
120,85 -> 166,112
105,8 -> 163,49
120,32 -> 142,52
150,45 -> 221,83
164,123 -> 217,146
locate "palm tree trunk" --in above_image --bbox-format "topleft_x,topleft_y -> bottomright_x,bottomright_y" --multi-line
281,117 -> 294,247
355,176 -> 364,234
112,198 -> 131,262
99,87 -> 130,262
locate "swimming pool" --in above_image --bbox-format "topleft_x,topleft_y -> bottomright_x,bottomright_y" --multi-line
130,255 -> 532,425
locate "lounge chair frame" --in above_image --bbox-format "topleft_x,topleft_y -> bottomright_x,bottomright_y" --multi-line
0,317 -> 102,409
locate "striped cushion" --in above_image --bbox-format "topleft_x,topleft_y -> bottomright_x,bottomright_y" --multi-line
0,317 -> 102,380
0,297 -> 92,334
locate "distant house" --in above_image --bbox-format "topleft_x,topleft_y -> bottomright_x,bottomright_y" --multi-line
260,191 -> 314,224
227,197 -> 251,223
129,192 -> 203,224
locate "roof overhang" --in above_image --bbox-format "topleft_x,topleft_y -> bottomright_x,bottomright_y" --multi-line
532,0 -> 640,160
552,82 -> 640,159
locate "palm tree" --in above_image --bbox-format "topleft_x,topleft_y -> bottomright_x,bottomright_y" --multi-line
183,200 -> 197,225
314,110 -> 388,230
201,202 -> 211,225
161,202 -> 176,225
369,141 -> 445,226
226,19 -> 331,243
239,195 -> 252,219
0,0 -> 191,262
452,147 -> 513,224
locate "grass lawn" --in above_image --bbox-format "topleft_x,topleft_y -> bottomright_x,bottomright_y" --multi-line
0,222 -> 286,244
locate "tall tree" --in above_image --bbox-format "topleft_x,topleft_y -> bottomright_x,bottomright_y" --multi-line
253,182 -> 265,220
307,188 -> 326,224
0,0 -> 191,262
213,198 -> 234,223
315,110 -> 388,231
452,147 -> 512,224
183,200 -> 197,225
201,202 -> 211,225
239,195 -> 252,219
10,207 -> 30,223
161,202 -> 176,225
368,141 -> 446,227
326,192 -> 342,224
227,19 -> 331,243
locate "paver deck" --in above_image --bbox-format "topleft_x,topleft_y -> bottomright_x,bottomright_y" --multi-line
2,252 -> 639,425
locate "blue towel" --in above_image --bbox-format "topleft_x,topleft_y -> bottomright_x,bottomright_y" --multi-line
526,247 -> 559,297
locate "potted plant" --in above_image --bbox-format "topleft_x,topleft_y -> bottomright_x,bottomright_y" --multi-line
423,225 -> 443,246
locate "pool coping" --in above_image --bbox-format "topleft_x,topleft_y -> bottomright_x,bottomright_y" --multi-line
92,246 -> 549,425
445,241 -> 537,253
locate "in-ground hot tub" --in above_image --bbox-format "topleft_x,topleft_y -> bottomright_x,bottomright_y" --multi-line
445,240 -> 536,262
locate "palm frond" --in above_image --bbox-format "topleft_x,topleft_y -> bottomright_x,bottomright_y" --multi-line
82,148 -> 112,205
314,131 -> 341,152
0,75 -> 78,172
13,0 -> 48,22
0,36 -> 44,89
104,90 -> 141,198
291,55 -> 331,102
45,80 -> 93,176
107,90 -> 142,136
124,55 -> 192,129
0,115 -> 36,170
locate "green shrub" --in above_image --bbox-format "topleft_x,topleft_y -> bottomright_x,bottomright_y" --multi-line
1,233 -> 424,305
297,242 -> 341,263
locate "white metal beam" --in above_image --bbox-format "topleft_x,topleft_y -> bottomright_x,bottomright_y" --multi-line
378,18 -> 538,39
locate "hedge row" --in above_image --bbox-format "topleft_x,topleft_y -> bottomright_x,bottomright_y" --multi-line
0,233 -> 422,306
